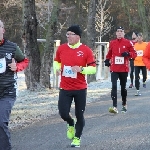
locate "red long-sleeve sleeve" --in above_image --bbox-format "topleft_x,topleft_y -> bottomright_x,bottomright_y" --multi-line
16,58 -> 29,72
143,42 -> 150,70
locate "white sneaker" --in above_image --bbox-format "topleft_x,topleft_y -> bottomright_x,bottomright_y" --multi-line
135,91 -> 141,96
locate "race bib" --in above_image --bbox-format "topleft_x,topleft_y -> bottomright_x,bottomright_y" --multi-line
0,57 -> 6,73
115,56 -> 124,64
62,65 -> 77,78
137,50 -> 143,56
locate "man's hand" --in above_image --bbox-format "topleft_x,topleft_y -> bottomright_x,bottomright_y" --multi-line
71,66 -> 82,72
8,58 -> 17,71
104,59 -> 111,67
121,52 -> 130,57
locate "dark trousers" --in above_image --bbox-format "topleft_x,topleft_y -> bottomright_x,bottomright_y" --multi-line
129,59 -> 134,84
135,66 -> 147,90
58,89 -> 87,138
0,97 -> 15,150
111,72 -> 128,107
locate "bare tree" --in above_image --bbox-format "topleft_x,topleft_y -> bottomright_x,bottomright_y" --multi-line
121,0 -> 149,40
137,0 -> 148,40
39,0 -> 59,88
95,0 -> 113,42
87,0 -> 96,49
86,0 -> 96,83
23,0 -> 41,90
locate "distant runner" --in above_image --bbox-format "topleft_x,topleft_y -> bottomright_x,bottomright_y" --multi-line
104,26 -> 137,114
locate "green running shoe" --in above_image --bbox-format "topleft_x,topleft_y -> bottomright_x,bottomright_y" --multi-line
109,107 -> 118,114
71,137 -> 81,147
67,119 -> 76,140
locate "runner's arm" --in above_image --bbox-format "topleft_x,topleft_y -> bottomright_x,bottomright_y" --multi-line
14,46 -> 29,72
53,61 -> 61,74
81,66 -> 96,74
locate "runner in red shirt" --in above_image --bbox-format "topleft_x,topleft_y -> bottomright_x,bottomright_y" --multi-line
54,25 -> 96,147
104,26 -> 137,114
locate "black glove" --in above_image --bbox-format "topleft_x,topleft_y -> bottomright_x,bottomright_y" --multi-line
121,52 -> 130,57
104,59 -> 110,67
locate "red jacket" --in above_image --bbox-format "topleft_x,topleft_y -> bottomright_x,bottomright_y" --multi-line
143,42 -> 150,70
106,38 -> 137,72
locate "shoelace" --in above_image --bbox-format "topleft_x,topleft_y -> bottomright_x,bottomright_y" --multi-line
68,126 -> 74,132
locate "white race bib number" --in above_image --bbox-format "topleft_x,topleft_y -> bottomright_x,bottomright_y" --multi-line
137,50 -> 143,56
62,65 -> 77,78
115,56 -> 124,64
0,57 -> 6,73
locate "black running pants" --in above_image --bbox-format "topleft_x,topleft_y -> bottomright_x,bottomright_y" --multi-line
129,59 -> 134,84
134,66 -> 147,90
58,89 -> 87,138
111,72 -> 128,107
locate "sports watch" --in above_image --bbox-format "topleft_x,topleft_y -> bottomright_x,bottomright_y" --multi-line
80,67 -> 84,72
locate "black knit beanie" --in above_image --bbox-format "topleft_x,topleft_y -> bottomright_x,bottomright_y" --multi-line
67,25 -> 82,37
116,26 -> 124,31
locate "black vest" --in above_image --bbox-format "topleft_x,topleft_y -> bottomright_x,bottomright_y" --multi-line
0,39 -> 17,98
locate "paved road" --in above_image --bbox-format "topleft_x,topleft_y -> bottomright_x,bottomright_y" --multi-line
11,82 -> 150,150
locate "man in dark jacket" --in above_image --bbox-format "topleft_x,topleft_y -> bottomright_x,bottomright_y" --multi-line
0,20 -> 29,150
104,26 -> 137,114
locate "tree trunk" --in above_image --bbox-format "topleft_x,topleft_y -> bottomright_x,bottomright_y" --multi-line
137,0 -> 148,40
23,0 -> 41,90
87,0 -> 96,83
40,0 -> 59,88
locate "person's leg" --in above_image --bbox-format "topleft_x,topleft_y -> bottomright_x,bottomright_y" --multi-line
58,89 -> 74,125
141,66 -> 147,88
130,59 -> 134,86
58,89 -> 76,140
135,66 -> 140,90
111,72 -> 119,108
0,98 -> 15,150
73,89 -> 87,138
130,66 -> 134,84
70,89 -> 86,147
119,72 -> 128,106
129,66 -> 134,88
141,66 -> 147,83
134,66 -> 142,96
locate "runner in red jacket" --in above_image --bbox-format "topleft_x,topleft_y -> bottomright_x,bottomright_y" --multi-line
104,26 -> 137,114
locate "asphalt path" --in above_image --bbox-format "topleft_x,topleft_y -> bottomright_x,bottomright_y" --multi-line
11,82 -> 150,150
